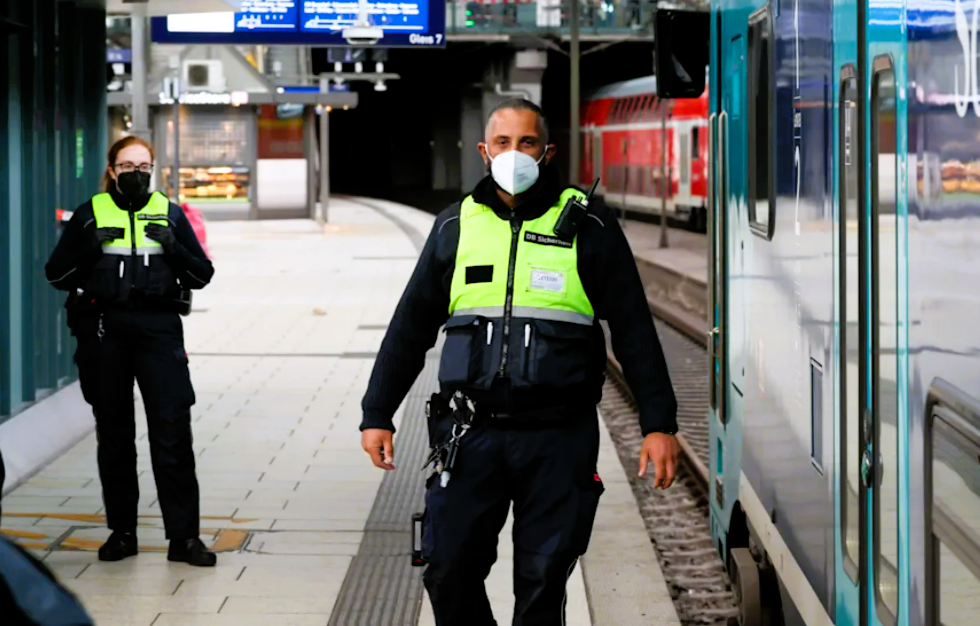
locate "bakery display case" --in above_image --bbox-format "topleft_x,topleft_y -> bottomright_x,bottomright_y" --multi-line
161,165 -> 251,201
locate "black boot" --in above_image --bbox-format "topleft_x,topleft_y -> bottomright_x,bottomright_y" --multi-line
98,531 -> 138,562
167,537 -> 217,567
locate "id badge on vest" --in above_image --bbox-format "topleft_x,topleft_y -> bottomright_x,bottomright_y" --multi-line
528,267 -> 567,295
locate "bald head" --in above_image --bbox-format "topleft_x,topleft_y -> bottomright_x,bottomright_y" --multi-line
484,98 -> 549,145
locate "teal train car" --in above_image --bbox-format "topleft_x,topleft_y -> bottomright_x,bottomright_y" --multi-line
654,2 -> 980,626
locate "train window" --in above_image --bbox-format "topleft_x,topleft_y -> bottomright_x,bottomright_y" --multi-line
644,95 -> 656,120
926,381 -> 980,626
872,54 -> 899,625
692,127 -> 700,160
640,95 -> 653,120
680,133 -> 690,185
747,6 -> 774,240
633,96 -> 644,121
839,65 -> 860,583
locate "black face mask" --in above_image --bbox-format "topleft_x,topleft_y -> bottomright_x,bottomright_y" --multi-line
115,171 -> 151,200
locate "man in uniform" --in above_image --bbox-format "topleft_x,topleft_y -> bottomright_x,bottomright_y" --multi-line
360,99 -> 680,625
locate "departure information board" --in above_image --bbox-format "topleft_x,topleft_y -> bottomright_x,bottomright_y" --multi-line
236,0 -> 299,31
301,1 -> 428,35
151,0 -> 445,47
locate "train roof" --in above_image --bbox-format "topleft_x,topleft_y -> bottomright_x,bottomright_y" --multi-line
586,73 -> 711,101
586,75 -> 657,101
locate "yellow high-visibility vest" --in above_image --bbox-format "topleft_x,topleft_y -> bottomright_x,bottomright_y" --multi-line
91,191 -> 170,257
440,188 -> 595,394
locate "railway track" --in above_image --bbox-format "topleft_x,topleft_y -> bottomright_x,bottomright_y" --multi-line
601,310 -> 739,626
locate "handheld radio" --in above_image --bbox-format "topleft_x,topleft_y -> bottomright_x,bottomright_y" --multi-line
176,289 -> 193,317
553,177 -> 600,241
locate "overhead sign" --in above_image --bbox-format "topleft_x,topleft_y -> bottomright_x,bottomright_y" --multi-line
279,84 -> 351,93
158,91 -> 251,105
107,48 -> 132,63
150,0 -> 446,48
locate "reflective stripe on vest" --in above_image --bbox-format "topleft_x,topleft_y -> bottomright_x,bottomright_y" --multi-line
448,188 -> 594,325
91,192 -> 170,256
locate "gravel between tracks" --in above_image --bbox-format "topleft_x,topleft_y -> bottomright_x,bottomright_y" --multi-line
600,319 -> 739,626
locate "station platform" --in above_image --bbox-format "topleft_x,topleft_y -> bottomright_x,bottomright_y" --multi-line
619,218 -> 709,336
0,197 -> 680,626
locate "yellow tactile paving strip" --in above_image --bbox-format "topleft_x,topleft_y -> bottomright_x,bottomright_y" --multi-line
1,515 -> 256,552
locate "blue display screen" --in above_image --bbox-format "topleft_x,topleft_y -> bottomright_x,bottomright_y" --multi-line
150,0 -> 445,47
301,1 -> 428,35
237,0 -> 299,31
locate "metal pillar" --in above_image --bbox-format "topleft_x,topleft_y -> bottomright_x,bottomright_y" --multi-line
130,2 -> 151,141
172,99 -> 180,201
569,0 -> 580,185
659,100 -> 669,248
318,75 -> 330,224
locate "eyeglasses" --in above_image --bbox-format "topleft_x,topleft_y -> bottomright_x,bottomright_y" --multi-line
115,162 -> 154,173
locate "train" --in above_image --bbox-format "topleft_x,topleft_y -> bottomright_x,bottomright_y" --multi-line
579,70 -> 806,232
579,75 -> 710,231
650,3 -> 980,626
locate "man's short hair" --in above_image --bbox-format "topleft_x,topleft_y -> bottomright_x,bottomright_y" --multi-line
485,98 -> 549,144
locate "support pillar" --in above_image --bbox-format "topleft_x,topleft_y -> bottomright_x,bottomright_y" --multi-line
570,0 -> 580,185
130,2 -> 151,142
318,75 -> 330,224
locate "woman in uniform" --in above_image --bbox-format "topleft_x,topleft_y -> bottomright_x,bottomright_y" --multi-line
45,136 -> 216,566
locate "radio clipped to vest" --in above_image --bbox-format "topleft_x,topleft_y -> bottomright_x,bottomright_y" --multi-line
553,177 -> 599,241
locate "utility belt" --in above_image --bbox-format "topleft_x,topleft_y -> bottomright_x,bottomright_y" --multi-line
421,392 -> 574,481
475,404 -> 570,424
104,291 -> 192,316
427,392 -> 571,431
66,288 -> 192,322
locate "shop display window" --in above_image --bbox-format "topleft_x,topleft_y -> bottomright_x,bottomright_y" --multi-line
161,165 -> 251,202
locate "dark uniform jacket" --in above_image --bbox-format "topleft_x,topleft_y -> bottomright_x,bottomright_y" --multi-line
45,189 -> 214,307
361,165 -> 678,437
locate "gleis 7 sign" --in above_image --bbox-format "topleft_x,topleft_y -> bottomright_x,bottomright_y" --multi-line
151,0 -> 447,48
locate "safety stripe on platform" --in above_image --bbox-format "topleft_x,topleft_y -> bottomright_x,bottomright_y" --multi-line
326,356 -> 438,626
327,197 -> 435,626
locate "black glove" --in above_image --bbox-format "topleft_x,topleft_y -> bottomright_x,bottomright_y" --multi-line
87,226 -> 123,255
95,227 -> 124,244
144,223 -> 176,253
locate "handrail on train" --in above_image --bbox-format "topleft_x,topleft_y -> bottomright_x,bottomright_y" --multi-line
924,378 -> 980,626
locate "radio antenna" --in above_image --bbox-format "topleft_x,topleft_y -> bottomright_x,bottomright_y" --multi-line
585,177 -> 600,203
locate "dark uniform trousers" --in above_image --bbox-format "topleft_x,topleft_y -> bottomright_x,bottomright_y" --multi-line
74,310 -> 200,539
422,409 -> 605,626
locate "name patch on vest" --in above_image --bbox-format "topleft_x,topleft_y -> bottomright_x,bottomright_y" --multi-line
524,231 -> 572,249
529,268 -> 566,293
465,265 -> 494,284
137,214 -> 169,221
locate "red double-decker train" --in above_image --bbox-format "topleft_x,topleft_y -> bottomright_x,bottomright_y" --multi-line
579,75 -> 710,231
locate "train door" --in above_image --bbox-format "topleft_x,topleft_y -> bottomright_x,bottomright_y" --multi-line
836,62 -> 863,626
708,7 -> 748,536
835,13 -> 903,626
862,53 -> 901,626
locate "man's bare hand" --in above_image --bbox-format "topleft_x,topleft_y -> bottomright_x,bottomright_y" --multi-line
639,432 -> 681,489
362,428 -> 395,471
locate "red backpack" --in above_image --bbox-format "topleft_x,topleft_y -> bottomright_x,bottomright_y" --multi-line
180,203 -> 210,258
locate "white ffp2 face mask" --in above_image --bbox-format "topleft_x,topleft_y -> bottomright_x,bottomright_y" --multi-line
487,149 -> 546,195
